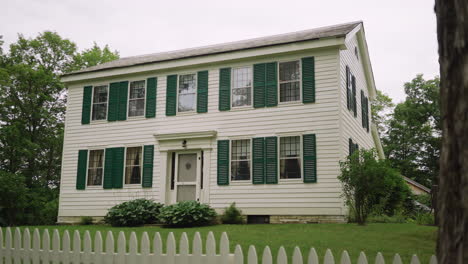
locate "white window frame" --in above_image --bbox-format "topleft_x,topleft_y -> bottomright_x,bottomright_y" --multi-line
278,135 -> 303,181
124,145 -> 143,186
127,79 -> 147,118
85,148 -> 105,188
231,66 -> 253,108
91,84 -> 110,122
229,138 -> 252,182
176,72 -> 197,114
278,59 -> 302,104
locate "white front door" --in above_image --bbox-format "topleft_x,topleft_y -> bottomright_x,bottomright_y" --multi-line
174,152 -> 200,203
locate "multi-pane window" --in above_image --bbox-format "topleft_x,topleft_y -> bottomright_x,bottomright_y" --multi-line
279,61 -> 301,102
178,74 -> 197,112
231,139 -> 251,181
125,147 -> 142,184
92,85 -> 108,120
87,149 -> 104,186
280,136 -> 301,179
232,67 -> 252,107
128,80 -> 145,117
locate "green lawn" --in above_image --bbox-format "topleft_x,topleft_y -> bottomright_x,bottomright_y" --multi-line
16,223 -> 436,263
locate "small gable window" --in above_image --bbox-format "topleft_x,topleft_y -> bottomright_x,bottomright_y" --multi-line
280,136 -> 301,179
355,46 -> 359,60
128,80 -> 146,117
279,60 -> 301,102
91,85 -> 108,121
231,139 -> 251,181
232,67 -> 252,107
87,149 -> 104,186
178,74 -> 197,112
125,146 -> 142,184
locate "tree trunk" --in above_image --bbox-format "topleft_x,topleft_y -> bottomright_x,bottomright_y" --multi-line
434,1 -> 468,263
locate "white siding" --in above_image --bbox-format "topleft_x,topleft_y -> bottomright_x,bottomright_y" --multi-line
58,48 -> 346,219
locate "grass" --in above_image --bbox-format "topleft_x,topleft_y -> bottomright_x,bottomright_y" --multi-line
14,223 -> 436,263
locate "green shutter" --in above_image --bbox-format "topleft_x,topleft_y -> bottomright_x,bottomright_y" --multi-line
265,62 -> 278,107
352,76 -> 357,117
302,57 -> 316,103
118,81 -> 128,121
365,97 -> 370,132
142,145 -> 154,188
349,138 -> 353,156
217,140 -> 229,185
146,77 -> 157,118
361,90 -> 365,127
219,68 -> 231,111
166,75 -> 177,116
108,82 -> 120,121
346,66 -> 351,110
103,148 -> 114,189
265,136 -> 278,184
252,137 -> 265,184
81,86 -> 92,124
76,150 -> 88,190
303,134 -> 317,183
112,147 -> 125,188
253,63 -> 266,108
197,71 -> 209,113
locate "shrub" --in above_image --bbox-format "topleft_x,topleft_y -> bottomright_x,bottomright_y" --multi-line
221,203 -> 244,224
415,194 -> 432,208
339,149 -> 408,225
0,171 -> 28,226
368,212 -> 407,223
415,213 -> 435,226
80,216 -> 94,225
104,199 -> 163,227
159,201 -> 217,227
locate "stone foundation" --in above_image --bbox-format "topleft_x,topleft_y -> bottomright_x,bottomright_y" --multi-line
57,216 -> 105,225
269,215 -> 346,224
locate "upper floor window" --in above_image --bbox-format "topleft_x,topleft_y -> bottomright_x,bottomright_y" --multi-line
178,74 -> 197,112
128,80 -> 145,117
280,136 -> 301,179
279,61 -> 301,102
125,146 -> 142,184
87,149 -> 104,186
92,85 -> 108,121
232,67 -> 252,107
231,139 -> 251,181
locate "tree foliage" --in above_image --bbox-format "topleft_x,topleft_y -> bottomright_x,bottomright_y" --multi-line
0,31 -> 119,225
339,149 -> 409,225
371,90 -> 394,136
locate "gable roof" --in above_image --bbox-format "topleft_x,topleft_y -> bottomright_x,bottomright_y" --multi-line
403,176 -> 431,194
64,21 -> 361,77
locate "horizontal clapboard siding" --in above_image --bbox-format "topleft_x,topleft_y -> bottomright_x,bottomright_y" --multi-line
59,49 -> 345,218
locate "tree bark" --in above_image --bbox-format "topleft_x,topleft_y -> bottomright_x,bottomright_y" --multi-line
434,1 -> 468,263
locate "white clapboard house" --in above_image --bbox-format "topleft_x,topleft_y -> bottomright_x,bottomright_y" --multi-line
58,21 -> 384,224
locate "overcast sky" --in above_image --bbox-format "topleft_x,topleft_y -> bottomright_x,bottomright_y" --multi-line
2,0 -> 438,103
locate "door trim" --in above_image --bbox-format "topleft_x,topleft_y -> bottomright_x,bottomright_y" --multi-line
172,151 -> 201,203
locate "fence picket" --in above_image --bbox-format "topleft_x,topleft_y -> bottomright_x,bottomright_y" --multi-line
262,246 -> 272,264
72,230 -> 81,264
166,232 -> 176,264
93,231 -> 103,264
0,228 -> 3,260
13,227 -> 21,264
192,232 -> 202,264
141,232 -> 150,264
206,231 -> 217,264
392,254 -> 402,264
23,228 -> 31,263
179,232 -> 189,264
42,229 -> 51,264
324,249 -> 334,264
429,255 -> 437,264
234,245 -> 243,264
340,250 -> 351,264
153,232 -> 163,264
410,255 -> 420,264
128,232 -> 138,264
248,245 -> 258,264
62,230 -> 71,264
308,248 -> 319,264
82,230 -> 92,264
220,232 -> 230,264
52,229 -> 60,264
116,231 -> 126,264
375,252 -> 385,264
5,227 -> 12,264
292,246 -> 303,264
357,252 -> 368,264
32,228 -> 40,264
277,246 -> 287,264
104,231 -> 114,264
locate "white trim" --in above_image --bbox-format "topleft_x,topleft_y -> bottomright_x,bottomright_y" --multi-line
172,151 -> 201,203
154,130 -> 217,141
90,84 -> 109,123
231,66 -> 253,109
123,145 -> 143,187
176,72 -> 197,114
229,138 -> 252,183
277,59 -> 302,104
127,79 -> 147,119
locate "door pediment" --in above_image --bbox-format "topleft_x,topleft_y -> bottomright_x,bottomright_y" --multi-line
154,130 -> 217,151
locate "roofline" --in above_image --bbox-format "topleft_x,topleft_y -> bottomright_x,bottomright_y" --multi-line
403,176 -> 431,193
355,24 -> 378,99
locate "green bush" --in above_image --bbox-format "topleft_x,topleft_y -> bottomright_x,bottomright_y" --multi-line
221,203 -> 244,224
415,194 -> 432,208
159,201 -> 217,227
415,213 -> 435,226
368,213 -> 407,223
80,216 -> 94,225
104,199 -> 163,227
0,171 -> 28,226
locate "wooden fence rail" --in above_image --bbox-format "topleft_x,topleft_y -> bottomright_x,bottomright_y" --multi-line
0,227 -> 437,264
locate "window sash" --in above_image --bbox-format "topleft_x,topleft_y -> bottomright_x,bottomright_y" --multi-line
128,80 -> 146,117
231,67 -> 252,107
178,74 -> 197,112
125,147 -> 142,184
87,149 -> 104,186
230,139 -> 251,181
279,61 -> 301,102
279,136 -> 302,179
91,85 -> 108,121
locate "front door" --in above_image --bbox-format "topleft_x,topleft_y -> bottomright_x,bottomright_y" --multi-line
174,152 -> 200,202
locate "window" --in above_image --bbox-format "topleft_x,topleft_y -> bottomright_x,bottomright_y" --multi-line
92,85 -> 108,120
232,67 -> 252,107
178,74 -> 196,112
279,61 -> 301,102
355,46 -> 359,60
87,149 -> 104,186
231,139 -> 251,181
280,136 -> 301,179
128,80 -> 145,117
125,147 -> 142,184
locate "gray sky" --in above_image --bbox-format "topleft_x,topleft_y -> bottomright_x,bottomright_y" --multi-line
2,0 -> 438,103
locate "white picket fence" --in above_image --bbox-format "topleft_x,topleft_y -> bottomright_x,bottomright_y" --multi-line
0,227 -> 437,264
